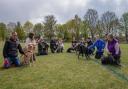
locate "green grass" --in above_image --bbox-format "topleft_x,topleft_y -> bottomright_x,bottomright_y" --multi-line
0,43 -> 128,89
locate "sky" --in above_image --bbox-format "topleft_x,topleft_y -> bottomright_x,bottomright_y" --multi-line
0,0 -> 128,24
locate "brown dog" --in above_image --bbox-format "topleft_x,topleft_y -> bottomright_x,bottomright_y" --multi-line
21,43 -> 34,66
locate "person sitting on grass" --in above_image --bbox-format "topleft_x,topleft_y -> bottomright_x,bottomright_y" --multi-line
56,38 -> 64,53
3,32 -> 26,68
101,34 -> 121,66
88,35 -> 105,59
67,37 -> 78,53
37,37 -> 49,55
50,37 -> 58,53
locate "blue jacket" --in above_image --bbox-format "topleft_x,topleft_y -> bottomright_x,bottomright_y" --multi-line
88,39 -> 105,52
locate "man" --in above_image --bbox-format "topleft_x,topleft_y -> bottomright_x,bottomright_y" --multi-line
88,35 -> 105,59
3,32 -> 25,68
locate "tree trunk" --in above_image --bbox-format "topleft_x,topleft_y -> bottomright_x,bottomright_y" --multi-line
90,28 -> 94,41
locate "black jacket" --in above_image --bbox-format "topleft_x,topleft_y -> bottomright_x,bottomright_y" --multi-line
3,38 -> 24,58
38,41 -> 49,51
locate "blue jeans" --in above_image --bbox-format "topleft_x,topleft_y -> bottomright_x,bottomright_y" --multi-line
4,57 -> 21,68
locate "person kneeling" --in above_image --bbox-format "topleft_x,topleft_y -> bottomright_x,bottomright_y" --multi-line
50,38 -> 57,53
3,32 -> 25,68
101,34 -> 121,66
56,39 -> 64,53
38,38 -> 49,55
88,35 -> 105,59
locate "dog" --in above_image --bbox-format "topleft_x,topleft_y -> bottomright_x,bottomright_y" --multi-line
77,44 -> 90,59
21,43 -> 34,66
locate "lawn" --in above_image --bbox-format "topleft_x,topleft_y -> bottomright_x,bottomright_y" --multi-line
0,43 -> 128,89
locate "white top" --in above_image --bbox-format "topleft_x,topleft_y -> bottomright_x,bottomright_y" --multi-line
25,38 -> 36,48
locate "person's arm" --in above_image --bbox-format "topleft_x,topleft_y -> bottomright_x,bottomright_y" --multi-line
115,42 -> 120,55
105,42 -> 110,54
88,41 -> 97,49
18,44 -> 25,55
3,41 -> 8,58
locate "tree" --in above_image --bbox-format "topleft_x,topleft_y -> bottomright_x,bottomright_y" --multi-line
23,21 -> 33,34
33,23 -> 44,36
80,21 -> 88,38
56,24 -> 65,38
66,19 -> 76,39
101,11 -> 119,34
15,22 -> 25,41
74,15 -> 81,40
84,9 -> 99,40
0,23 -> 7,41
96,20 -> 104,37
43,15 -> 57,39
120,12 -> 128,43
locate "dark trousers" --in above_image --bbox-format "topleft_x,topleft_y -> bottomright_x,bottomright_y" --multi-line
39,50 -> 48,55
67,47 -> 75,53
95,51 -> 104,59
4,57 -> 20,68
101,55 -> 120,65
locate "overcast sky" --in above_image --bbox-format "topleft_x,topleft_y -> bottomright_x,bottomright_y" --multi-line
0,0 -> 128,24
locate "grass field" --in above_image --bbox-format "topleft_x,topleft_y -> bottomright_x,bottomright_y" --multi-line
0,43 -> 128,89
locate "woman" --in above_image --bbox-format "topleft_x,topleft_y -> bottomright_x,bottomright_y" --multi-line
25,32 -> 37,61
102,34 -> 121,65
56,38 -> 64,53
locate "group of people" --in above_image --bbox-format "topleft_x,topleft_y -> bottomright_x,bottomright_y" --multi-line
37,37 -> 64,55
67,34 -> 121,66
2,31 -> 121,69
2,32 -> 64,68
3,32 -> 37,68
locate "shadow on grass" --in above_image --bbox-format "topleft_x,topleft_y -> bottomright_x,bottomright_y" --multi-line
93,59 -> 128,82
